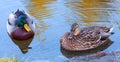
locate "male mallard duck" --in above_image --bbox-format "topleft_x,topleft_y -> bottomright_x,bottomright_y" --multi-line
6,9 -> 35,53
60,23 -> 114,51
7,9 -> 35,40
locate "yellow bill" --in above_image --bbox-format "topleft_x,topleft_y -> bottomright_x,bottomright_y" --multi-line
24,24 -> 31,32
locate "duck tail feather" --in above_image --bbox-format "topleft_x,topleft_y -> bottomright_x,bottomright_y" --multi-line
108,27 -> 113,33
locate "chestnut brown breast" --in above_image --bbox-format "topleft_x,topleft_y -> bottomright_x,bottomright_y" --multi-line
11,28 -> 34,40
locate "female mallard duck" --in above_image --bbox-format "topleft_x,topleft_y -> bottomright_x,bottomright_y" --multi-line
7,9 -> 35,40
6,9 -> 35,53
60,23 -> 114,51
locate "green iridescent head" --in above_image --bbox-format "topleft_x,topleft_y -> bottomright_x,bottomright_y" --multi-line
17,15 -> 27,27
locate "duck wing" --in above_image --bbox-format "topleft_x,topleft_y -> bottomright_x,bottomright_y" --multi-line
78,26 -> 101,43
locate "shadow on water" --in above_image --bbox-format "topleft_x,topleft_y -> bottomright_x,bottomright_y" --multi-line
61,39 -> 113,58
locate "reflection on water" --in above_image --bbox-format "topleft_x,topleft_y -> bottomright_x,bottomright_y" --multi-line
0,0 -> 120,62
64,0 -> 120,27
61,39 -> 113,58
11,37 -> 33,54
67,51 -> 120,62
115,21 -> 120,29
25,0 -> 56,42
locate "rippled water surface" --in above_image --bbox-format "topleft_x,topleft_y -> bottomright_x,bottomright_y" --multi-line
0,0 -> 120,62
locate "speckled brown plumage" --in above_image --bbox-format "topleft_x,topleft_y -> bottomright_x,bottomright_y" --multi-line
60,26 -> 113,51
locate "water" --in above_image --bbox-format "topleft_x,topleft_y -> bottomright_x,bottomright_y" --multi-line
0,0 -> 120,62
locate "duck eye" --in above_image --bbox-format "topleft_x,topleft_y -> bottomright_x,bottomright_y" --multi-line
71,27 -> 77,32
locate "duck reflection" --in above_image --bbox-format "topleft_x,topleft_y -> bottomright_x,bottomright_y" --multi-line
61,39 -> 113,58
11,38 -> 33,54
